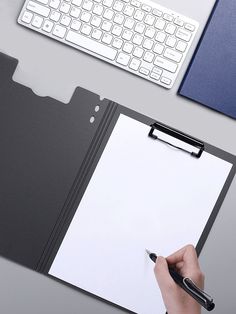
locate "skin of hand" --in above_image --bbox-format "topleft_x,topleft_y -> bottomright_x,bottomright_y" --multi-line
154,245 -> 204,314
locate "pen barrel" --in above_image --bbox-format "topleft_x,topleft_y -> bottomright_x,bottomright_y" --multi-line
168,268 -> 215,311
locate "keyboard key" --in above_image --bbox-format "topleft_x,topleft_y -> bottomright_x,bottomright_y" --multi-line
133,46 -> 143,57
163,13 -> 173,22
185,23 -> 195,32
21,11 -> 33,24
165,23 -> 176,35
164,48 -> 182,62
155,18 -> 165,30
129,58 -> 141,70
102,33 -> 113,44
53,24 -> 67,38
166,36 -> 176,48
143,51 -> 154,63
42,20 -> 54,32
124,5 -> 134,16
32,15 -> 44,28
61,15 -> 72,26
142,4 -> 151,12
50,10 -> 61,21
134,22 -> 145,34
83,0 -> 93,11
70,19 -> 81,30
104,8 -> 114,20
161,76 -> 172,85
101,20 -> 112,31
176,28 -> 191,41
176,40 -> 187,52
116,52 -> 130,65
70,7 -> 81,18
112,37 -> 123,48
153,43 -> 164,54
60,2 -> 71,14
123,42 -> 133,53
37,0 -> 49,4
130,0 -> 140,8
139,67 -> 150,75
114,13 -> 124,24
27,1 -> 50,17
112,25 -> 122,36
66,30 -> 117,60
93,4 -> 103,15
50,0 -> 60,9
144,14 -> 155,26
113,0 -> 123,11
145,26 -> 155,38
156,31 -> 166,43
132,34 -> 143,45
124,18 -> 135,29
122,29 -> 133,40
81,24 -> 92,36
134,10 -> 145,21
143,38 -> 153,49
154,56 -> 177,73
153,9 -> 162,17
81,11 -> 91,22
150,72 -> 160,80
92,28 -> 102,40
174,17 -> 183,26
103,0 -> 114,7
72,0 -> 82,6
91,15 -> 102,27
152,67 -> 162,75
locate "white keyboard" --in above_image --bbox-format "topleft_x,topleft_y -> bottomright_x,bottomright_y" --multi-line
18,0 -> 199,89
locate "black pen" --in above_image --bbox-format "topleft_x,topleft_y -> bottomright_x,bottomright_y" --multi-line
146,249 -> 215,312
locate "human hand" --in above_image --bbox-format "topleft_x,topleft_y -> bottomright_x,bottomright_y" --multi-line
154,245 -> 204,314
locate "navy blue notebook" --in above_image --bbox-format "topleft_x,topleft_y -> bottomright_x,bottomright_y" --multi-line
178,0 -> 236,119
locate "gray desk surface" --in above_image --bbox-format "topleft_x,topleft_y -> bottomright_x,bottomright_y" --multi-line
0,0 -> 235,313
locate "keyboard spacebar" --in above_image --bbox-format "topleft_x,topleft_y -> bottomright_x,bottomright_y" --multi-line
66,31 -> 117,61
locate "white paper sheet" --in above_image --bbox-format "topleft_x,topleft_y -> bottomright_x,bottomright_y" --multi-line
49,115 -> 232,314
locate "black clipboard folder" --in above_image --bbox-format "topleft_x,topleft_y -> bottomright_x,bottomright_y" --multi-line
0,52 -> 235,311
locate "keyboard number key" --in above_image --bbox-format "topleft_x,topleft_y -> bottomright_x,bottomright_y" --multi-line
21,11 -> 33,24
129,58 -> 141,71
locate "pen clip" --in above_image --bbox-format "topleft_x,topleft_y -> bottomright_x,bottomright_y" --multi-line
183,278 -> 215,311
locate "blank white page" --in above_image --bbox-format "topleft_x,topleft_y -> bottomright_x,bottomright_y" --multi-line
49,115 -> 232,314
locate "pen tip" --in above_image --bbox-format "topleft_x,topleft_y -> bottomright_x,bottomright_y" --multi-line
146,249 -> 151,255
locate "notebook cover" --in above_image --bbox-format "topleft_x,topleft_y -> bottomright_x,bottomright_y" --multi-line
178,0 -> 236,119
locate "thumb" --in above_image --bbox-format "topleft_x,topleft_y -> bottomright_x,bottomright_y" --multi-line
154,256 -> 175,291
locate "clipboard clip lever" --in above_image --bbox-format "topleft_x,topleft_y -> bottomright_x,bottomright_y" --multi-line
148,122 -> 204,159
